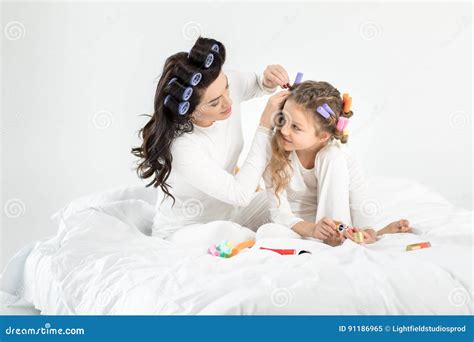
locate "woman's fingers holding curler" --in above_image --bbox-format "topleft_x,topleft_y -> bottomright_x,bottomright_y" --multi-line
276,64 -> 290,84
272,64 -> 290,86
263,64 -> 290,88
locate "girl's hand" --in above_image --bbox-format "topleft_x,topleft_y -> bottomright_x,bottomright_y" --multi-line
344,227 -> 377,244
259,91 -> 290,129
312,217 -> 339,240
323,232 -> 346,247
263,64 -> 290,89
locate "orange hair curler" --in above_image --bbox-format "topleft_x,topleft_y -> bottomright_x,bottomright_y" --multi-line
343,93 -> 352,113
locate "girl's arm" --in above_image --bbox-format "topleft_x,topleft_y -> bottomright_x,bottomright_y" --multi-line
264,174 -> 336,240
314,145 -> 352,225
264,184 -> 304,229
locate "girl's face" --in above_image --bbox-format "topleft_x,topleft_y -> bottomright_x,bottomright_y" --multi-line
192,72 -> 233,125
279,99 -> 330,152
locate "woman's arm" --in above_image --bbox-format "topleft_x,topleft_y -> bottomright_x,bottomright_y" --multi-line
172,126 -> 272,207
227,70 -> 276,102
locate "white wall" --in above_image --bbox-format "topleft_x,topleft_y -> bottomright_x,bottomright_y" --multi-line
1,2 -> 472,270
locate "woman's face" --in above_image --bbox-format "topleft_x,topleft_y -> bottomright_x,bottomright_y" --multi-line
279,99 -> 330,152
193,72 -> 233,125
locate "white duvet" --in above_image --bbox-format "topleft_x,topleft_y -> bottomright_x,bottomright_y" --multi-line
1,177 -> 473,315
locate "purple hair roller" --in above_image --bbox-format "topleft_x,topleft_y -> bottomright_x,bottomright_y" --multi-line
322,103 -> 335,116
317,106 -> 331,119
294,72 -> 303,85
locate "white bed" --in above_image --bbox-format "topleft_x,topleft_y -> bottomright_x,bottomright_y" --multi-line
1,177 -> 472,315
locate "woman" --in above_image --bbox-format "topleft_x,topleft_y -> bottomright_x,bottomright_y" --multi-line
132,37 -> 293,244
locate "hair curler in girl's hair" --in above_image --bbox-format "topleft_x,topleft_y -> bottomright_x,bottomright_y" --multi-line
336,117 -> 349,131
285,71 -> 304,89
343,93 -> 352,114
294,72 -> 304,85
166,79 -> 194,101
163,95 -> 190,116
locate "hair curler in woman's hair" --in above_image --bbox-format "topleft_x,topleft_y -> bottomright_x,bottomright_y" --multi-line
173,64 -> 202,86
164,94 -> 190,116
188,38 -> 224,69
210,43 -> 220,53
166,79 -> 194,101
132,37 -> 227,204
188,47 -> 215,69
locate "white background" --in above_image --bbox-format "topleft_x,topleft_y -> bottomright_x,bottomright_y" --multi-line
1,1 -> 472,270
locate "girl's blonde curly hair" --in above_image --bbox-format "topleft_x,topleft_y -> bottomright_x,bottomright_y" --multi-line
266,80 -> 354,201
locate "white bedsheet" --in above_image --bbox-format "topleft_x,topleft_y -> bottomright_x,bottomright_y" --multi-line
1,177 -> 473,315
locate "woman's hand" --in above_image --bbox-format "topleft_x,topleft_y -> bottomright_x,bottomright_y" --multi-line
263,64 -> 290,89
259,91 -> 290,129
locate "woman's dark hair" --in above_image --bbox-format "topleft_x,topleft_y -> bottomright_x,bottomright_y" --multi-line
131,37 -> 226,203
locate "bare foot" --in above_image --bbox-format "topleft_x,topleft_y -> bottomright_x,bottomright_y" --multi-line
376,219 -> 412,236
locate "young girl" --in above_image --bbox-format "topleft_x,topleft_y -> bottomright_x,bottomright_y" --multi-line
261,80 -> 412,246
